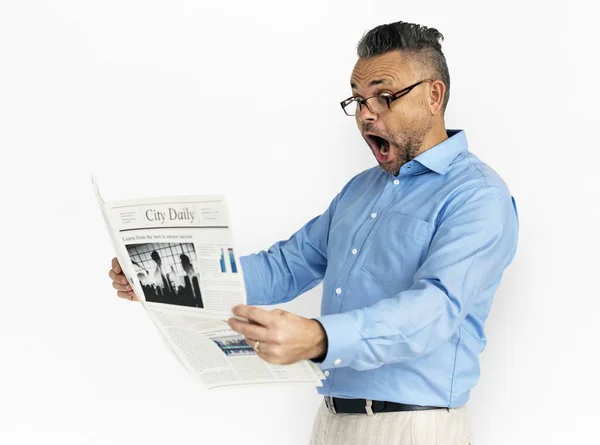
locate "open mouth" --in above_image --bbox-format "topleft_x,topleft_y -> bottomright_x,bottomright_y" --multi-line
365,134 -> 391,162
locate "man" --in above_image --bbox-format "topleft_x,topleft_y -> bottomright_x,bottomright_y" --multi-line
108,21 -> 518,445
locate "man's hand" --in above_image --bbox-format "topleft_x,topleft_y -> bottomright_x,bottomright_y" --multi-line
227,305 -> 327,365
108,257 -> 138,301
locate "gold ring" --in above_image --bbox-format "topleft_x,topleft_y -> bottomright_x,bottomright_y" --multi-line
254,340 -> 260,352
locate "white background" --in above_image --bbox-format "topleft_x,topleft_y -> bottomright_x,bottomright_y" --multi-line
1,1 -> 598,444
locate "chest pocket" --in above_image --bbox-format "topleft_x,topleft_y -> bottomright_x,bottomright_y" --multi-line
361,211 -> 432,287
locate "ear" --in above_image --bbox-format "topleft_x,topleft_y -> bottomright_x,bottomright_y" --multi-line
428,80 -> 446,115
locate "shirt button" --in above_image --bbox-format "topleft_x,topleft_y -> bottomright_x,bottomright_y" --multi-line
393,179 -> 399,185
333,359 -> 342,366
335,288 -> 342,295
324,370 -> 330,377
371,212 -> 377,219
352,248 -> 358,255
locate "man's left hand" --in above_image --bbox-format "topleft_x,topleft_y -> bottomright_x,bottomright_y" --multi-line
227,305 -> 327,365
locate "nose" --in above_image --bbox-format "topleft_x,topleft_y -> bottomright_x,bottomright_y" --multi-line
356,103 -> 377,122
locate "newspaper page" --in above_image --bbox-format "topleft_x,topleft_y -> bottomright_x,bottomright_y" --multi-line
92,177 -> 325,390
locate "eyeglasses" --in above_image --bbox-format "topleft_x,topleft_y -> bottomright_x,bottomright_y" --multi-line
340,79 -> 433,116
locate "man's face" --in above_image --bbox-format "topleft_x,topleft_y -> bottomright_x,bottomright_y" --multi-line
350,51 -> 433,176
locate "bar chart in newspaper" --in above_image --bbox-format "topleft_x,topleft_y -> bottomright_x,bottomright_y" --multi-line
219,247 -> 238,274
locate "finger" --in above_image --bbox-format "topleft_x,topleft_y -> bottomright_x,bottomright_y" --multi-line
255,350 -> 270,362
245,338 -> 278,357
112,281 -> 132,292
232,305 -> 275,326
228,318 -> 268,340
244,336 -> 257,345
108,269 -> 128,286
111,257 -> 122,274
243,339 -> 272,360
117,291 -> 138,301
244,336 -> 259,350
243,336 -> 273,353
255,349 -> 283,364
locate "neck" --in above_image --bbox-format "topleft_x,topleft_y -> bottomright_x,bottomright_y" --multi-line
417,122 -> 448,156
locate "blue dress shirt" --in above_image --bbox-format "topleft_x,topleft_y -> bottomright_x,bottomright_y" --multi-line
239,129 -> 519,408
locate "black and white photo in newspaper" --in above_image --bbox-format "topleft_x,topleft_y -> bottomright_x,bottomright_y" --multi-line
92,177 -> 325,389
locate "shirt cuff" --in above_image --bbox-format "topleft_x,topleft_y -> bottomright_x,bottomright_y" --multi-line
309,319 -> 328,363
314,311 -> 361,370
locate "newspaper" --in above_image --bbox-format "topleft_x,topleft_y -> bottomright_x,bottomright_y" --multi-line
92,177 -> 325,390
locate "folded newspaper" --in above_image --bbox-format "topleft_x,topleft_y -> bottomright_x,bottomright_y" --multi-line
92,177 -> 325,390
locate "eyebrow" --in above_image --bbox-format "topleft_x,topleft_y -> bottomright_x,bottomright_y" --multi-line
351,78 -> 393,90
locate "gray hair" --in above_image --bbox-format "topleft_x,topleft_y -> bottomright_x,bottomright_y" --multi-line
357,21 -> 450,113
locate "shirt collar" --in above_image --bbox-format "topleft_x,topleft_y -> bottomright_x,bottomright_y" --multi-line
411,129 -> 468,175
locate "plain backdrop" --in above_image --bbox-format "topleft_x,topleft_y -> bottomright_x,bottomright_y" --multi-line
1,1 -> 598,444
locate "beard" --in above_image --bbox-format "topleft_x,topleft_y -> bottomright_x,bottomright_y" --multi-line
362,121 -> 430,176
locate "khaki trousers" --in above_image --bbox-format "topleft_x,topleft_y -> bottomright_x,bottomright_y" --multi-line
308,400 -> 472,445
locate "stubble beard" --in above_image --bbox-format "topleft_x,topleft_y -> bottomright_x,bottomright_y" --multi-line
361,107 -> 433,176
382,130 -> 426,176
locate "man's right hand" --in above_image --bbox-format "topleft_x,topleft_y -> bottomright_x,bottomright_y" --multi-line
109,257 -> 138,301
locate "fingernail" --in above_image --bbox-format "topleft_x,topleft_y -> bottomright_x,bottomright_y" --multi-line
126,285 -> 131,290
122,279 -> 127,284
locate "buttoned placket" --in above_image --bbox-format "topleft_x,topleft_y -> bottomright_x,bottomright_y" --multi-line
322,169 -> 410,389
330,171 -> 408,313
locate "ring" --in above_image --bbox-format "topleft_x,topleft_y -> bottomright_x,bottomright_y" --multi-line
254,340 -> 260,352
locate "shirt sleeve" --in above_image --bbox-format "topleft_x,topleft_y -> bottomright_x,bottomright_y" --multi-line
315,185 -> 520,371
239,177 -> 357,306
